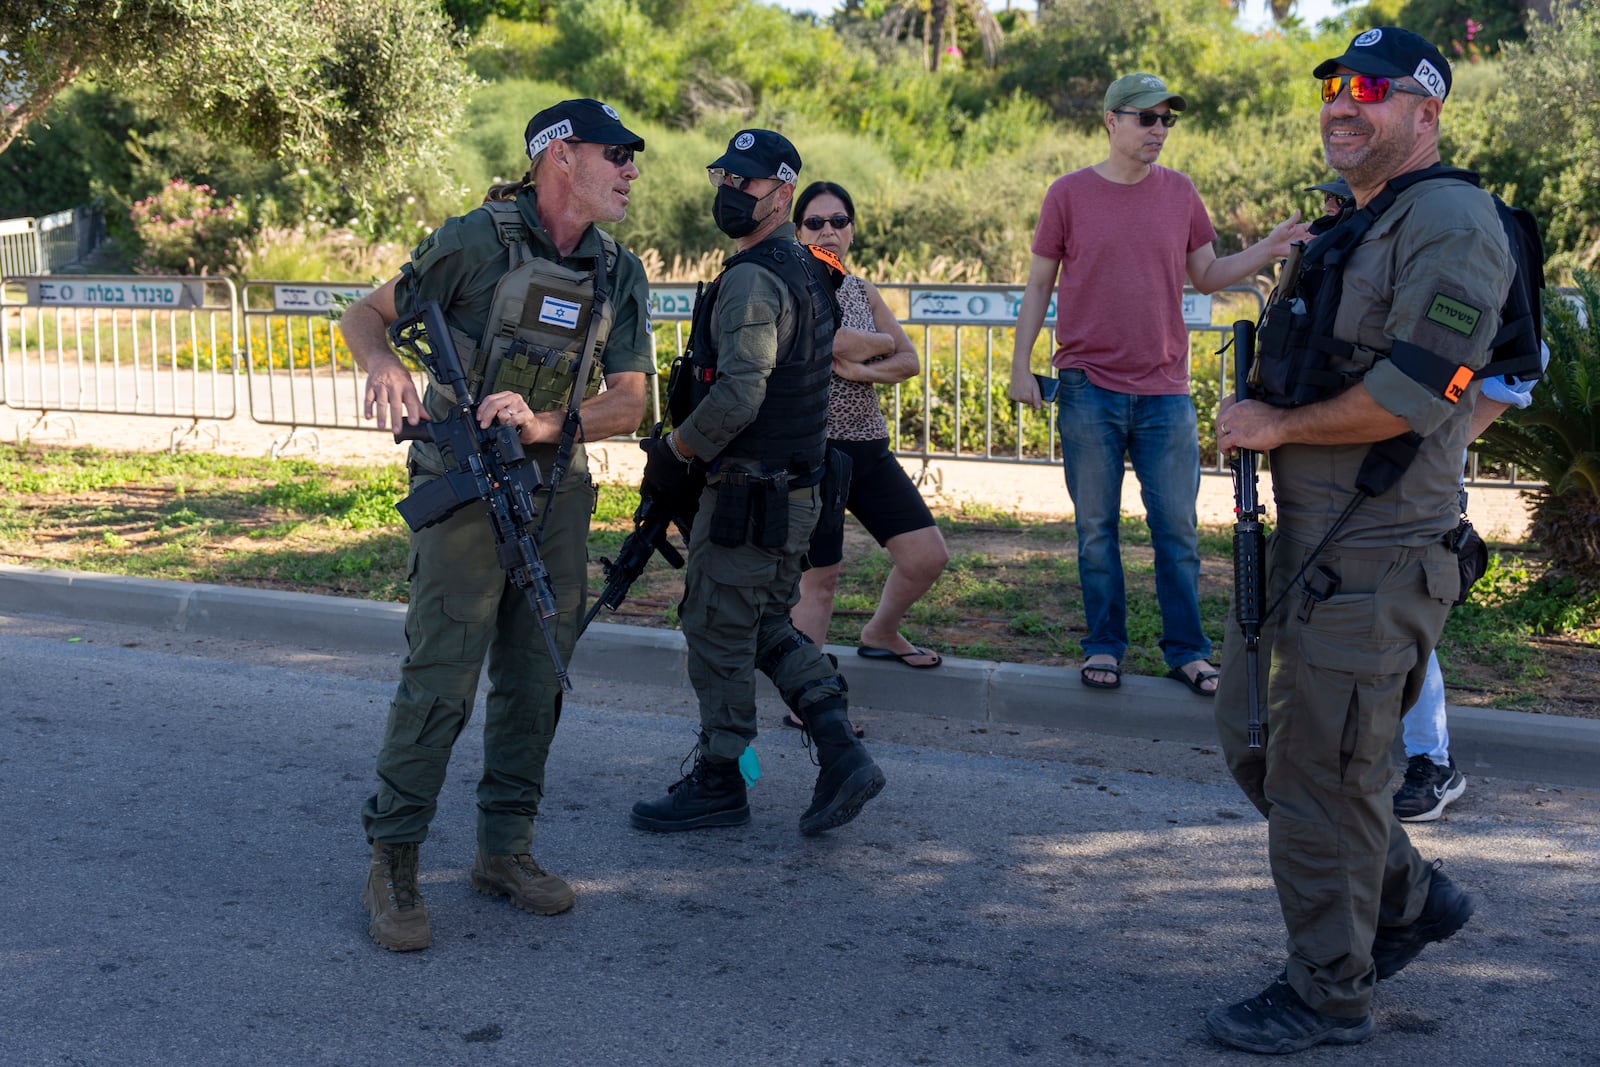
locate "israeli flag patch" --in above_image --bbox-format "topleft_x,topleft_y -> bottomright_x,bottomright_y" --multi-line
538,295 -> 582,329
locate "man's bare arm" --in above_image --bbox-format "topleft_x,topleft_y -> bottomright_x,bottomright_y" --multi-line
340,276 -> 425,434
1008,254 -> 1061,408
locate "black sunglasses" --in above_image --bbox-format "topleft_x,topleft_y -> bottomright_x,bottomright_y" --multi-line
801,214 -> 852,232
564,139 -> 635,167
1112,109 -> 1178,128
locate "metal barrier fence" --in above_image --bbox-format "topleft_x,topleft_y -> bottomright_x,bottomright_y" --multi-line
0,271 -> 1562,487
241,280 -> 388,457
0,219 -> 44,279
1,275 -> 239,449
648,281 -> 1267,479
0,209 -> 105,278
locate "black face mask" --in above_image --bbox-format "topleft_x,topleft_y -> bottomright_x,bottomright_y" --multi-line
712,185 -> 765,238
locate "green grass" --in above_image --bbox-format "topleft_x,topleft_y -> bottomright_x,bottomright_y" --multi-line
0,441 -> 1593,711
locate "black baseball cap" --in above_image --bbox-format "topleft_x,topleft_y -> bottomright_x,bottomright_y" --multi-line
707,129 -> 802,184
524,99 -> 645,160
1313,26 -> 1452,100
1306,177 -> 1352,198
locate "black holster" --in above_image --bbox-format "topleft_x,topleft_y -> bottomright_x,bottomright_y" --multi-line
1446,519 -> 1488,606
812,446 -> 853,550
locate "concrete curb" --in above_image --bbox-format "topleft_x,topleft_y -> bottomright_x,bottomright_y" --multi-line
3,562 -> 1597,788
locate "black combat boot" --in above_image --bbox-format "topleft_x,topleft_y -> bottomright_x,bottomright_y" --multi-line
796,698 -> 885,835
631,750 -> 751,832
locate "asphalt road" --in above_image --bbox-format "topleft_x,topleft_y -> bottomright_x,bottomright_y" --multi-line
3,610 -> 1597,1067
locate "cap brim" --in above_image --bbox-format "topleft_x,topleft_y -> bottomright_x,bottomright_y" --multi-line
1313,53 -> 1409,80
1306,183 -> 1346,195
587,120 -> 646,151
708,150 -> 780,179
1119,91 -> 1186,111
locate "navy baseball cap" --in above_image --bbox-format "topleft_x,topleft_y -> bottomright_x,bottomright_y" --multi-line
1306,177 -> 1352,198
707,129 -> 802,184
1314,27 -> 1452,100
525,99 -> 645,160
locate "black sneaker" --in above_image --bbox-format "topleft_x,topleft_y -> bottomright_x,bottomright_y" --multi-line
1204,977 -> 1374,1054
1373,859 -> 1475,980
1393,755 -> 1467,822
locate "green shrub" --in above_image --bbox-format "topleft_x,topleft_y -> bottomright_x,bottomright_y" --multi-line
128,179 -> 254,275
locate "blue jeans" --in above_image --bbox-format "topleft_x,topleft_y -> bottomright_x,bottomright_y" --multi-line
1402,650 -> 1450,764
1055,369 -> 1211,669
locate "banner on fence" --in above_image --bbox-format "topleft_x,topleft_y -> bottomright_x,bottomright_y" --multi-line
906,286 -> 1211,328
25,277 -> 226,310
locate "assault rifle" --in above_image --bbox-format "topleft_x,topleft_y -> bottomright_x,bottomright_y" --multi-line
388,301 -> 571,691
579,489 -> 692,635
1229,319 -> 1266,749
578,424 -> 700,635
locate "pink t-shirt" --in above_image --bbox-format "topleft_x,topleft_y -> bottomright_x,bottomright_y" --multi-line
1030,165 -> 1216,395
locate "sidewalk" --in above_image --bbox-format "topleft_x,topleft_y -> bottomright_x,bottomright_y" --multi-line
4,562 -> 1596,789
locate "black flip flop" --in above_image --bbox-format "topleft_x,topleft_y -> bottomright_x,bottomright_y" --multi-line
857,644 -> 943,669
1080,661 -> 1122,690
1167,665 -> 1220,697
781,712 -> 864,739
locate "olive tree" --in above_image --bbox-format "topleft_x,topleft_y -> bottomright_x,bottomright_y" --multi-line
0,0 -> 474,194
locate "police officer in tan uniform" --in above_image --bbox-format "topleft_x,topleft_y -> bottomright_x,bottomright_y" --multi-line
1205,29 -> 1513,1052
629,130 -> 886,836
341,99 -> 653,952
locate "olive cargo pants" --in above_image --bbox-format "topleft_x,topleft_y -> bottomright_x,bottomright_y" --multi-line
361,476 -> 595,855
1215,533 -> 1459,1017
679,481 -> 845,761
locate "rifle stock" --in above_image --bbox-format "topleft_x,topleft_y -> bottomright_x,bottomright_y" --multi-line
387,301 -> 573,691
1230,319 -> 1266,749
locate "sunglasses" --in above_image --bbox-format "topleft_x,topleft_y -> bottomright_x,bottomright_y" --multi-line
801,214 -> 852,232
1320,74 -> 1432,105
1112,109 -> 1178,128
564,139 -> 635,167
707,168 -> 765,191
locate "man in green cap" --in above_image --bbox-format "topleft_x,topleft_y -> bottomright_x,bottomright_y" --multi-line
341,98 -> 653,951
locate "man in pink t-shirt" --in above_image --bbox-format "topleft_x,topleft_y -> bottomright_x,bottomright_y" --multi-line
1008,71 -> 1309,696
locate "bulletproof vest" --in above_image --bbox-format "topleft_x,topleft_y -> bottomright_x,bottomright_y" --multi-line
421,199 -> 617,424
1253,165 -> 1542,409
678,237 -> 838,479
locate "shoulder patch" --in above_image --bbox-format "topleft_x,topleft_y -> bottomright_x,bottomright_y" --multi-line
1425,293 -> 1483,337
409,224 -> 462,269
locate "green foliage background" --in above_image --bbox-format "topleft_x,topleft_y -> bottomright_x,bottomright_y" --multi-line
1,0 -> 1596,283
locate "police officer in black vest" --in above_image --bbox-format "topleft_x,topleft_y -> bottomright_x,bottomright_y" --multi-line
630,130 -> 886,835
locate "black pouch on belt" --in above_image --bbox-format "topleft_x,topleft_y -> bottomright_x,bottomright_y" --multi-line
1446,518 -> 1488,606
751,472 -> 790,548
709,476 -> 753,547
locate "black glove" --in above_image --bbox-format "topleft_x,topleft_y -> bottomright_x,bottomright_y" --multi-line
639,430 -> 694,503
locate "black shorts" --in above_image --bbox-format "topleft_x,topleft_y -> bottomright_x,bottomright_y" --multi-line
807,437 -> 936,568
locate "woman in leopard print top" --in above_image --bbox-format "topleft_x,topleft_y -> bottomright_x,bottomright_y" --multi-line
787,182 -> 949,703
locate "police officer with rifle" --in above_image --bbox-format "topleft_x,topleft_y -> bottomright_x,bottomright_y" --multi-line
340,99 -> 653,952
1204,29 -> 1520,1052
629,130 -> 885,836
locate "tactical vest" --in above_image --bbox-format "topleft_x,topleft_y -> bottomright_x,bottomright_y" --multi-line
421,199 -> 618,424
1253,165 -> 1542,409
675,237 -> 838,480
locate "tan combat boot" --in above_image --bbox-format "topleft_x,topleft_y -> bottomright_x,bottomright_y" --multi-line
469,850 -> 576,915
363,841 -> 431,951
